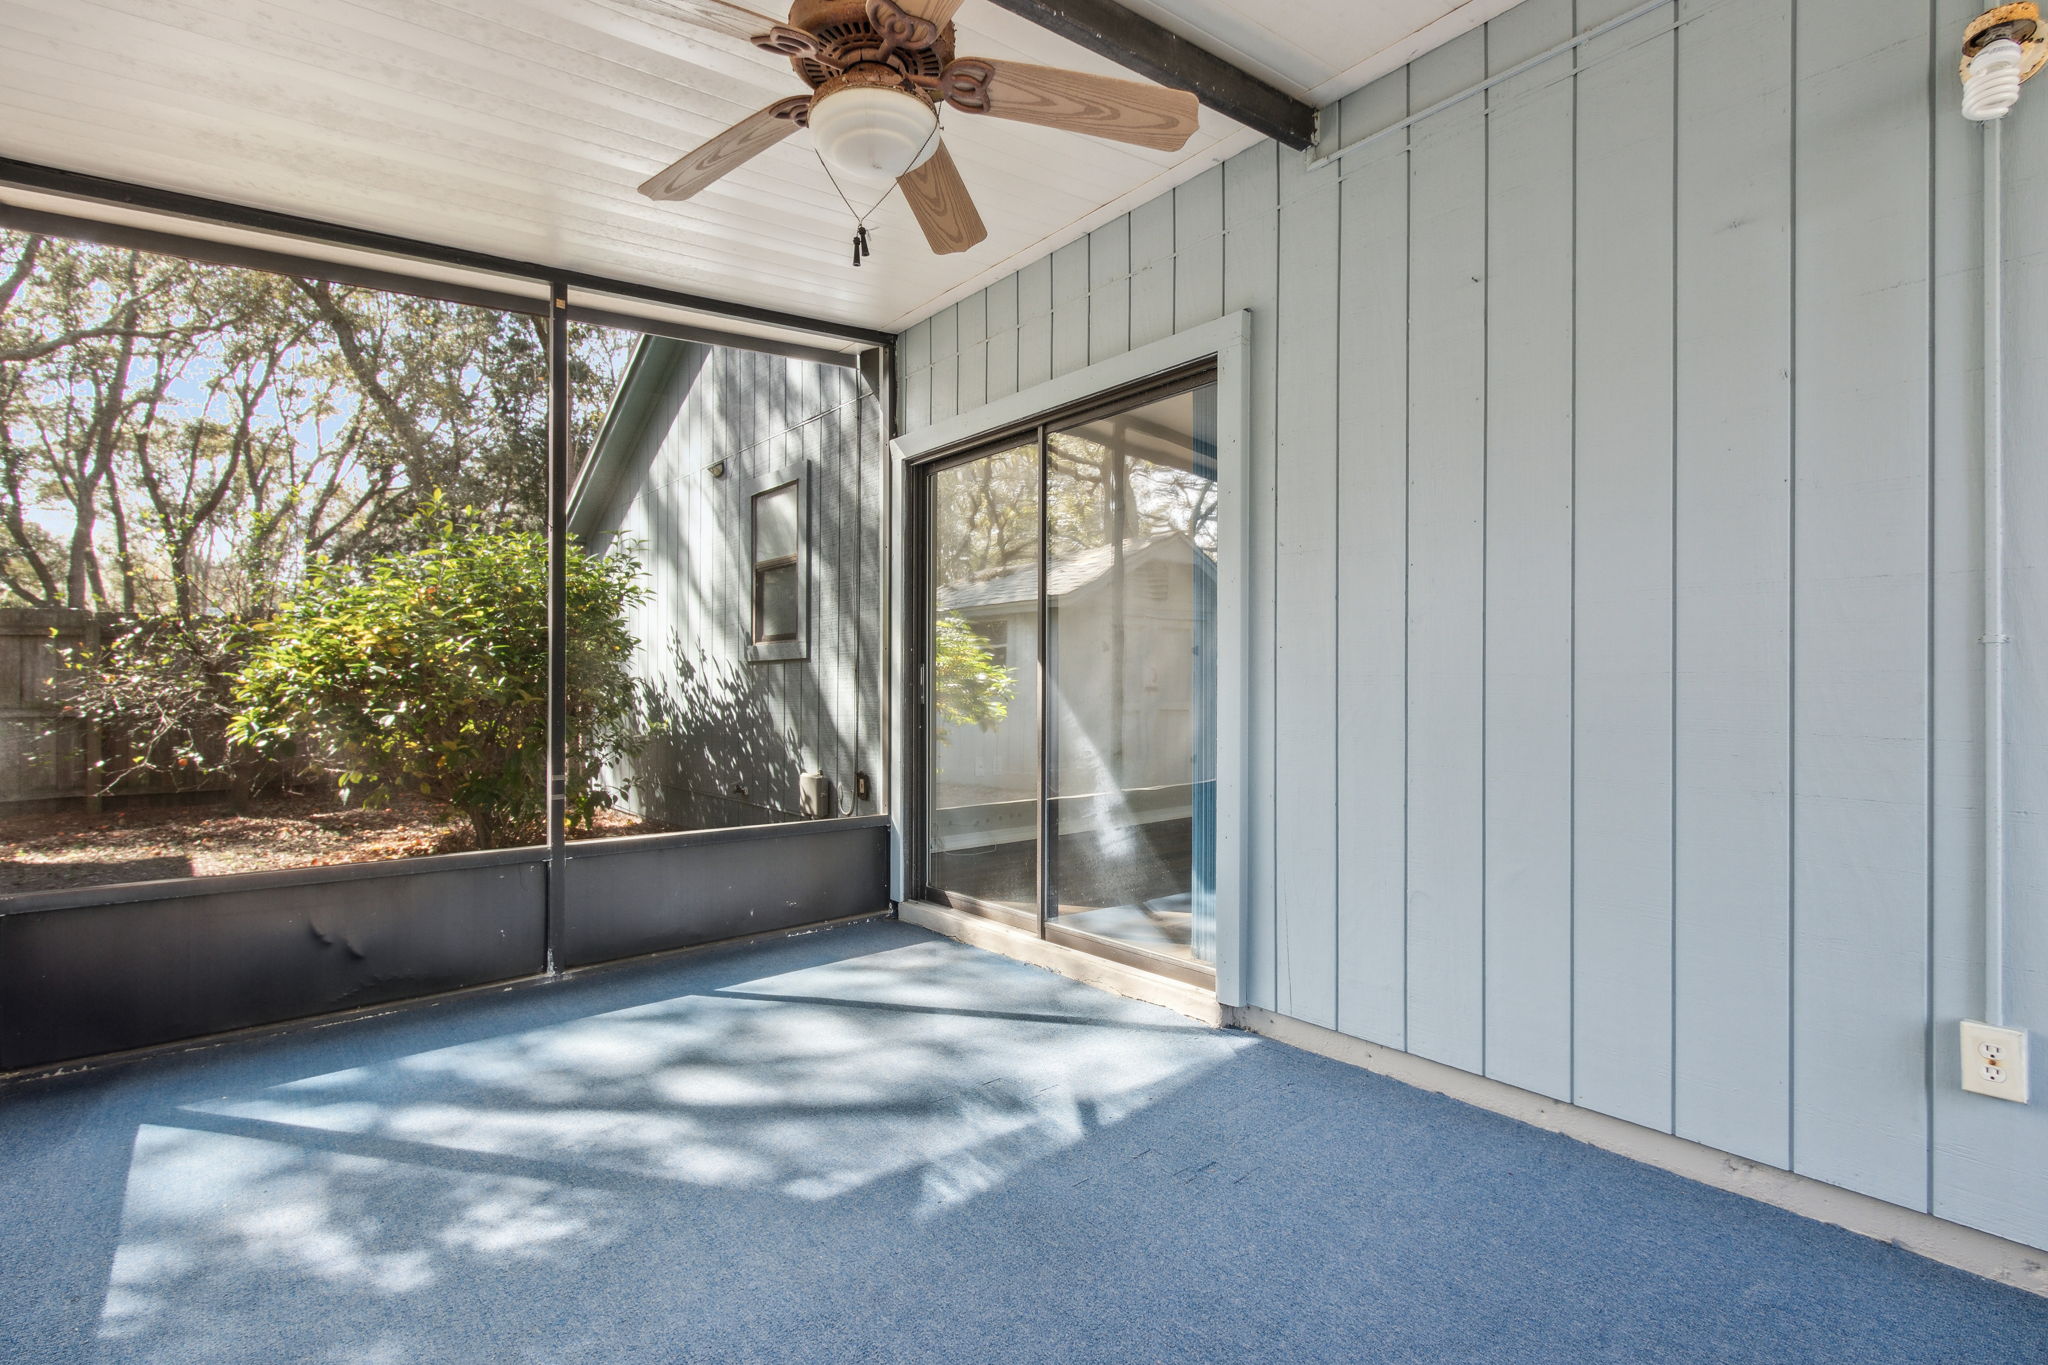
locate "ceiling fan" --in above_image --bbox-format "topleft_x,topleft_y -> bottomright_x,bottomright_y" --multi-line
636,0 -> 1202,257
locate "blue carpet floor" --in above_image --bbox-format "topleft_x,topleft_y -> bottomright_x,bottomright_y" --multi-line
1,918 -> 2042,1364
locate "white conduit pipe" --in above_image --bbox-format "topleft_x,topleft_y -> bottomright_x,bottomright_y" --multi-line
1983,109 -> 2009,1028
1966,37 -> 2021,1025
1302,0 -> 1677,171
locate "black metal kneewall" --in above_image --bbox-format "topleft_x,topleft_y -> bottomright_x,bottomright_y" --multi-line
562,818 -> 890,968
0,817 -> 892,1071
0,858 -> 548,1070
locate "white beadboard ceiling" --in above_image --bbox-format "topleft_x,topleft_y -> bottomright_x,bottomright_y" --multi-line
0,0 -> 1519,341
1114,0 -> 1529,105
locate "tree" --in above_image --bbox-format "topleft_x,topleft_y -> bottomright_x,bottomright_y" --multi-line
54,614 -> 274,807
229,501 -> 648,847
932,613 -> 1015,735
0,230 -> 633,618
0,234 -> 244,611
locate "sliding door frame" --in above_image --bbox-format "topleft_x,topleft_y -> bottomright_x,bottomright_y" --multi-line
904,430 -> 1044,938
891,311 -> 1253,1002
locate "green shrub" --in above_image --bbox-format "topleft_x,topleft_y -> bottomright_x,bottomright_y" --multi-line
933,613 -> 1014,735
230,501 -> 647,847
54,613 -> 274,806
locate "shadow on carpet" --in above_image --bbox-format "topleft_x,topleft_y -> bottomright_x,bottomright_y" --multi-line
0,918 -> 2041,1363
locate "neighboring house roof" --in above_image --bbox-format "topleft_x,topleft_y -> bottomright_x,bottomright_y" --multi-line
566,335 -> 708,556
938,533 -> 1215,613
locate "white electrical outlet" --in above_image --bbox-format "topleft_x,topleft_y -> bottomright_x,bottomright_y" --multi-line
1960,1021 -> 2030,1103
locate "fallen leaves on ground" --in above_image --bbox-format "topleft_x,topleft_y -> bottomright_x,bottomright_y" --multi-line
0,794 -> 662,894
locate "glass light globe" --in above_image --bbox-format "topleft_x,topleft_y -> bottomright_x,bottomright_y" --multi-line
809,86 -> 940,183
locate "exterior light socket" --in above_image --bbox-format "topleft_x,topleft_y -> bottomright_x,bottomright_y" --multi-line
1961,4 -> 2046,84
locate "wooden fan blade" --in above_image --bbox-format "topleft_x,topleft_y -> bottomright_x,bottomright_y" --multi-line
895,0 -> 965,25
638,100 -> 804,202
943,59 -> 1200,151
898,142 -> 987,254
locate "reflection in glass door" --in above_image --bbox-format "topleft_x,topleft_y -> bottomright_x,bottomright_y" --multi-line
925,442 -> 1041,920
1045,387 -> 1218,971
921,380 -> 1218,981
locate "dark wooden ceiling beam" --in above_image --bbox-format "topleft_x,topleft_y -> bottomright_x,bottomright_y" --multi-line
982,0 -> 1318,151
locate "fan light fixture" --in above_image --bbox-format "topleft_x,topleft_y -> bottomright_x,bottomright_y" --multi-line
635,0 -> 1203,258
809,86 -> 939,183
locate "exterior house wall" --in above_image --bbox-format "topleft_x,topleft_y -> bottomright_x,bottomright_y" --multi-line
934,539 -> 1210,900
894,0 -> 2048,1253
939,539 -> 1205,800
584,342 -> 883,831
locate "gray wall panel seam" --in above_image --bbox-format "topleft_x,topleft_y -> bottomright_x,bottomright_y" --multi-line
1669,11 -> 1682,1134
1480,18 -> 1492,1080
1333,92 -> 1346,1024
1785,0 -> 1798,1175
1270,155 -> 1281,1012
1402,64 -> 1415,1053
1568,0 -> 1580,1113
1921,0 -> 1939,1218
1173,183 -> 1185,333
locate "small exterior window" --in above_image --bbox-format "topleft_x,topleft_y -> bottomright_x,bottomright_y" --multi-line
744,466 -> 808,661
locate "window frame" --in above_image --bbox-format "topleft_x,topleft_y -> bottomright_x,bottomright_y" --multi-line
743,463 -> 809,662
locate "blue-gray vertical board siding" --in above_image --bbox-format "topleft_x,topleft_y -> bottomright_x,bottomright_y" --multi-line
987,274 -> 1020,403
929,307 -> 959,426
1089,218 -> 1132,365
1571,0 -> 1676,1132
1952,0 -> 2048,1247
891,0 -> 2048,1252
862,355 -> 884,800
902,319 -> 931,438
1404,30 -> 1488,1073
1052,238 -> 1091,379
1174,169 -> 1224,334
1792,0 -> 1932,1211
1018,255 -> 1054,391
957,289 -> 988,415
1129,194 -> 1176,348
1334,69 -> 1411,1049
1930,0 -> 2048,1252
1275,114 -> 1342,1029
1482,0 -> 1577,1102
1224,145 -> 1280,1012
611,345 -> 881,830
1671,0 -> 1795,1168
1929,0 -> 1987,1237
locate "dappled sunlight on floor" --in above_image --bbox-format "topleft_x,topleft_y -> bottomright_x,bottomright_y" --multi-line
89,933 -> 1246,1359
4,919 -> 2043,1365
166,941 -> 1241,1204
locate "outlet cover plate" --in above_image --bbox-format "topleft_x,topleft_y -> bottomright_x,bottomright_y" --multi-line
1960,1020 -> 2030,1102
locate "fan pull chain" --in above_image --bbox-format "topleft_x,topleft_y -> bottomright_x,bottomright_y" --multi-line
819,152 -> 893,267
816,117 -> 940,266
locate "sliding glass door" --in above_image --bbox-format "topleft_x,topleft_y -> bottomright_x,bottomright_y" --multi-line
921,375 -> 1219,983
926,442 -> 1042,919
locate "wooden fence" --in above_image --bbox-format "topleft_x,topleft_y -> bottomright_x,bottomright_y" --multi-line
0,608 -> 227,814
